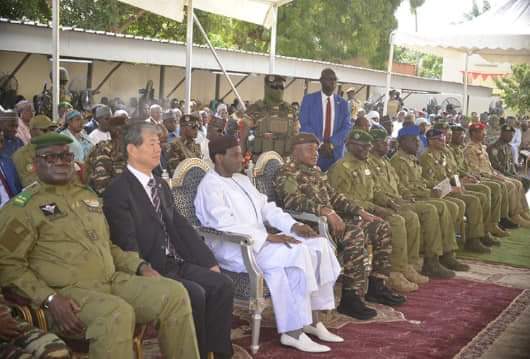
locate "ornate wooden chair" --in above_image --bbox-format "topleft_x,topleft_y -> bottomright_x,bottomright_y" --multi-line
171,158 -> 270,354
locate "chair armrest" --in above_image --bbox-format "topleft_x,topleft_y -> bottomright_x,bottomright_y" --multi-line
196,226 -> 265,303
286,211 -> 334,249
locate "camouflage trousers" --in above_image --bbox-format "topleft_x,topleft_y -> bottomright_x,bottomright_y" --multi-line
0,303 -> 70,359
334,217 -> 392,295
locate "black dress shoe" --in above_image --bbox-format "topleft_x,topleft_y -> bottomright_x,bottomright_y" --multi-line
337,291 -> 377,320
365,277 -> 406,306
500,217 -> 519,230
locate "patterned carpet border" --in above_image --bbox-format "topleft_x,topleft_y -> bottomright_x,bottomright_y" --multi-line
454,289 -> 530,359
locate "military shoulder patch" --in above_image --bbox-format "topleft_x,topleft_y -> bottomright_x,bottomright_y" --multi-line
12,191 -> 33,207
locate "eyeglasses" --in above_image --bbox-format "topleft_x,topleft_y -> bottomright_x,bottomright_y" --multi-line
36,152 -> 75,164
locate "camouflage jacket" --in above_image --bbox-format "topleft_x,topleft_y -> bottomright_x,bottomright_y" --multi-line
167,137 -> 201,177
463,141 -> 496,177
487,140 -> 517,176
275,159 -> 361,217
389,149 -> 432,199
85,140 -> 127,195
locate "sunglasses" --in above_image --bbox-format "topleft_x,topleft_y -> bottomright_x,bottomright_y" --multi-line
37,152 -> 75,164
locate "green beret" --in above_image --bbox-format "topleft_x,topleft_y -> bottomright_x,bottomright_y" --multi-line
291,132 -> 320,147
348,129 -> 373,144
31,133 -> 73,150
433,121 -> 449,130
29,115 -> 56,130
369,128 -> 388,141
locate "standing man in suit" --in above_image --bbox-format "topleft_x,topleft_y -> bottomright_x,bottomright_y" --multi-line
103,122 -> 234,359
300,68 -> 352,171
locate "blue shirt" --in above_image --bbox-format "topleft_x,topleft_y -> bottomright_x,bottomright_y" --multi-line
61,129 -> 94,162
0,155 -> 22,207
0,136 -> 24,159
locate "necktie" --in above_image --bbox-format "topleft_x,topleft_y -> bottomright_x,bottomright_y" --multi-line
324,96 -> 332,140
147,178 -> 182,261
0,165 -> 13,198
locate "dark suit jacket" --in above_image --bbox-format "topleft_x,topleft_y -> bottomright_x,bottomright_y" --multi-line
299,91 -> 352,171
103,168 -> 217,274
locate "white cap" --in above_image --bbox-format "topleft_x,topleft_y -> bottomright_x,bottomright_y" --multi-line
366,110 -> 380,121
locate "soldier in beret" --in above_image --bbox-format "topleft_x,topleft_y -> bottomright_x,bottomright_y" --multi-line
275,132 -> 405,320
84,114 -> 128,195
0,132 -> 199,358
488,124 -> 530,191
368,127 -> 460,278
328,129 -> 423,293
12,115 -> 58,187
449,124 -> 510,238
419,129 -> 497,253
166,113 -> 202,177
464,123 -> 530,228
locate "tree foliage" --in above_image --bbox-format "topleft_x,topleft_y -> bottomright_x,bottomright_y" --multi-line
463,0 -> 491,21
394,47 -> 442,79
0,0 -> 404,70
495,64 -> 530,116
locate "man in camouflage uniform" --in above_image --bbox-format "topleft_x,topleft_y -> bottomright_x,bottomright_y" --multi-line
328,129 -> 423,293
12,116 -> 58,187
448,124 -> 510,237
84,115 -> 128,195
488,124 -> 530,191
464,122 -> 530,228
166,114 -> 202,177
0,294 -> 71,358
0,133 -> 199,359
249,75 -> 298,157
419,128 -> 496,253
367,128 -> 461,278
275,133 -> 405,320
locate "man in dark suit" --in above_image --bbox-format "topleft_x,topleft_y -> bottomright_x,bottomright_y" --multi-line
299,68 -> 352,171
103,122 -> 234,359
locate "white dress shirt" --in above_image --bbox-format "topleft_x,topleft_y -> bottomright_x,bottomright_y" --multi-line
127,164 -> 154,204
321,91 -> 335,137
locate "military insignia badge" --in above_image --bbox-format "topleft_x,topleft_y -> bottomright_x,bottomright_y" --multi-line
85,229 -> 98,241
82,199 -> 101,212
39,203 -> 62,217
26,162 -> 33,173
364,169 -> 371,176
353,133 -> 360,140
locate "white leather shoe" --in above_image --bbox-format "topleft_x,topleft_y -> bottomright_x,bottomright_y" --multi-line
280,333 -> 331,352
304,322 -> 344,343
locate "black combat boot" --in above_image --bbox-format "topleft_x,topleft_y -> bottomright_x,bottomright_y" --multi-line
422,256 -> 456,278
337,290 -> 377,320
499,217 -> 519,230
440,252 -> 470,271
365,277 -> 406,306
480,234 -> 501,247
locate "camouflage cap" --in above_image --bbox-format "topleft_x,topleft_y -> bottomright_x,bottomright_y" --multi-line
291,132 -> 320,147
348,129 -> 373,144
31,132 -> 73,150
501,124 -> 516,132
180,113 -> 201,127
369,128 -> 388,141
29,115 -> 56,129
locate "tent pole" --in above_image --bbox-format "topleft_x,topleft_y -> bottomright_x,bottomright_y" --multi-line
269,4 -> 278,74
51,0 -> 60,121
383,31 -> 395,116
193,13 -> 246,111
184,0 -> 193,114
463,52 -> 469,116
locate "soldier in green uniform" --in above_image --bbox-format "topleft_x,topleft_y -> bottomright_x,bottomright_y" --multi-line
166,114 -> 202,177
0,133 -> 199,359
249,75 -> 298,157
275,133 -> 405,320
328,129 -> 423,293
449,124 -> 510,238
84,115 -> 128,195
419,128 -> 497,253
12,115 -> 58,187
488,124 -> 530,191
367,128 -> 462,277
464,122 -> 530,228
0,293 -> 71,358
434,122 -> 507,240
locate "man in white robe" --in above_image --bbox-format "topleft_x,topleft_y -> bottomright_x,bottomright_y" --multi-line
195,135 -> 343,353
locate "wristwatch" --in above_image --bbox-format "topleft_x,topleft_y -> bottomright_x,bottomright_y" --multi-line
43,293 -> 56,309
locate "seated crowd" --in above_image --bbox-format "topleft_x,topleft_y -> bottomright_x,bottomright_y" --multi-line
0,68 -> 529,358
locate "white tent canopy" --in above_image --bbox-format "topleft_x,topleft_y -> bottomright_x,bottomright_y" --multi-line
384,0 -> 530,115
393,0 -> 530,64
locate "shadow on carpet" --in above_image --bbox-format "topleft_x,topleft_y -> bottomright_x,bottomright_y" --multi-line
458,226 -> 530,269
231,279 -> 523,359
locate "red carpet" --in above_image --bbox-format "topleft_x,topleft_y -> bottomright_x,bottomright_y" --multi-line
231,279 -> 523,359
